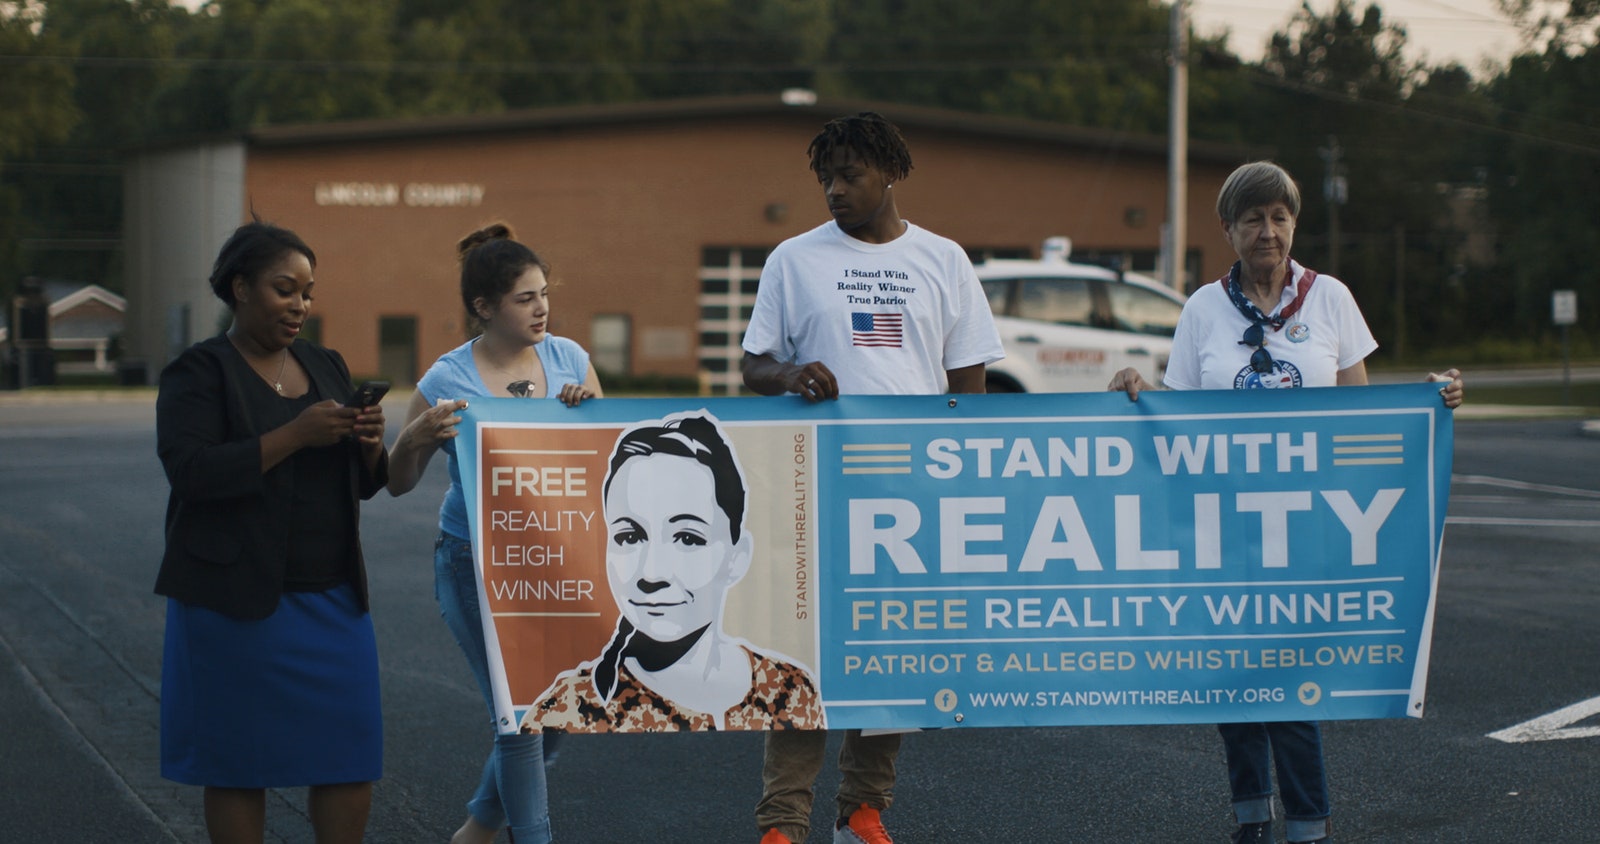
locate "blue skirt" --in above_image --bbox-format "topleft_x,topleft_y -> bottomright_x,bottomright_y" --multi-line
160,584 -> 382,788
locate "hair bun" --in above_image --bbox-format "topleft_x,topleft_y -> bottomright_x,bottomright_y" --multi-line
457,223 -> 516,259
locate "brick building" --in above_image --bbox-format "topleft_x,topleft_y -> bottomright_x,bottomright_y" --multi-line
123,93 -> 1246,391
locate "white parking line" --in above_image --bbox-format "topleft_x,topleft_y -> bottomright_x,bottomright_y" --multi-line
1488,696 -> 1600,743
1449,475 -> 1600,528
1446,517 -> 1600,527
1453,474 -> 1600,499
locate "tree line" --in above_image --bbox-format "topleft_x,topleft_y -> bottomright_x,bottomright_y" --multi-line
2,0 -> 1596,360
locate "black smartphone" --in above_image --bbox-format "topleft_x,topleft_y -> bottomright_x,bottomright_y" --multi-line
346,380 -> 391,408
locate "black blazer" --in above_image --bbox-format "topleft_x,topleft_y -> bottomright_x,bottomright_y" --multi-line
154,334 -> 388,620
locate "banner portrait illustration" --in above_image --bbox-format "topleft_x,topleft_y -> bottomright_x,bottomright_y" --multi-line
458,384 -> 1453,734
518,410 -> 824,732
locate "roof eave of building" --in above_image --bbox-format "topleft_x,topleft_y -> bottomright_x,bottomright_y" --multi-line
48,284 -> 128,315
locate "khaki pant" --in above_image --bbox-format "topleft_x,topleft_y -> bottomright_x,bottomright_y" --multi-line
757,729 -> 902,842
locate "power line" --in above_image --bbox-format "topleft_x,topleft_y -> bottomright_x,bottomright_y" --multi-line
1405,0 -> 1514,24
0,51 -> 1173,75
1243,68 -> 1600,158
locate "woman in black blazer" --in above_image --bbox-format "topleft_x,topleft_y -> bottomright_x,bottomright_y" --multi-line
155,221 -> 388,843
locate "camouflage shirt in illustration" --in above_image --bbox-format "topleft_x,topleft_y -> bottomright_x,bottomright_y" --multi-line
521,645 -> 824,733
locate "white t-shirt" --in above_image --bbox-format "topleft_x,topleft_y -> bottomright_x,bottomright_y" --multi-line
741,221 -> 1004,395
1163,261 -> 1377,391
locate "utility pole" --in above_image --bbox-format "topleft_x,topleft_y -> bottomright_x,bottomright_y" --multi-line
1318,136 -> 1346,277
1163,0 -> 1189,292
1393,223 -> 1406,361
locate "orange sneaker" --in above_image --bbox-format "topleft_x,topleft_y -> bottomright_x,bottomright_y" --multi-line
760,829 -> 795,844
834,804 -> 892,844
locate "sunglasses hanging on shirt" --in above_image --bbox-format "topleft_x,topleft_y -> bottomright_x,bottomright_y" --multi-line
1238,322 -> 1276,373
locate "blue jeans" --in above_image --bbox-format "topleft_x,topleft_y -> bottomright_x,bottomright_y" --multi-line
435,533 -> 561,842
1218,721 -> 1330,842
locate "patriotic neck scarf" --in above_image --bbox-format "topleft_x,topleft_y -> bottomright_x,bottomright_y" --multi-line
1220,260 -> 1316,330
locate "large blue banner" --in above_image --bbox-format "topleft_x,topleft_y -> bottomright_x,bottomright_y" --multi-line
459,384 -> 1451,733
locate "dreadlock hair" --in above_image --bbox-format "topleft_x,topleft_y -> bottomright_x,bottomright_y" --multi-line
807,111 -> 913,182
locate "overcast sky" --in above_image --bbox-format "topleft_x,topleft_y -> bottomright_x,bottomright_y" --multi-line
1190,0 -> 1526,70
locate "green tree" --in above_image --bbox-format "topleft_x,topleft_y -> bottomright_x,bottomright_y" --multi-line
387,13 -> 503,117
387,0 -> 637,109
1187,34 -> 1256,147
1393,64 -> 1500,351
146,3 -> 240,137
817,0 -> 1173,132
1496,0 -> 1600,54
624,0 -> 830,99
39,0 -> 184,147
1481,40 -> 1600,341
386,0 -> 830,112
232,0 -> 397,125
149,0 -> 400,132
13,0 -> 189,290
0,1 -> 81,295
1243,1 -> 1447,355
0,4 -> 80,159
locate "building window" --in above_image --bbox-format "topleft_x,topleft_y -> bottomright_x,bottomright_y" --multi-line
300,316 -> 322,346
698,246 -> 768,396
591,313 -> 631,377
378,316 -> 417,384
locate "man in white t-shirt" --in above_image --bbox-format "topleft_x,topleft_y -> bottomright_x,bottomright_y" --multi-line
742,112 -> 1004,844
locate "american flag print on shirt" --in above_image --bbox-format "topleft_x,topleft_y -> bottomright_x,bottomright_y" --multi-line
851,312 -> 904,347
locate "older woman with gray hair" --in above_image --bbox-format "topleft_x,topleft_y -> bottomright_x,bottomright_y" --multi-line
1111,160 -> 1463,844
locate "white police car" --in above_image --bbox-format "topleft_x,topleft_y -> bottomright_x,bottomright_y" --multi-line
978,237 -> 1186,393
